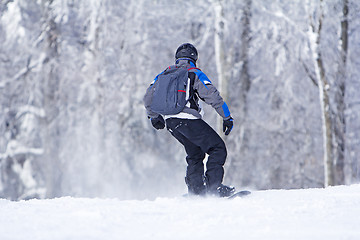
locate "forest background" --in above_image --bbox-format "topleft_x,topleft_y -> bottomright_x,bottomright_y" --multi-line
0,0 -> 359,200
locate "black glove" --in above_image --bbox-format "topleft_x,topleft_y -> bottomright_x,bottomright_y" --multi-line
223,117 -> 233,136
151,115 -> 165,130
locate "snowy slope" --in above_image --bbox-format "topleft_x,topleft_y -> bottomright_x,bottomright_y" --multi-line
0,185 -> 359,240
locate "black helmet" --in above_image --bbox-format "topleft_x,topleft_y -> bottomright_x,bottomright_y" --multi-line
175,43 -> 198,62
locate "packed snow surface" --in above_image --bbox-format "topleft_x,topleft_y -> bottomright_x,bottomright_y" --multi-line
1,185 -> 360,240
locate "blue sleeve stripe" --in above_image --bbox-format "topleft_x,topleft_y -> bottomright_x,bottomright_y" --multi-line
222,102 -> 231,117
194,70 -> 212,89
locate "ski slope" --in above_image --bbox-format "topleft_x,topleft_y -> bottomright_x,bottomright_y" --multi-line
0,185 -> 359,240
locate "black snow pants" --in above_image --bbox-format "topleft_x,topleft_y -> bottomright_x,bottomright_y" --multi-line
166,118 -> 227,195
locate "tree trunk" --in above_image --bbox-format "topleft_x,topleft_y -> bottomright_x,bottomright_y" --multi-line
238,0 -> 252,121
225,0 -> 252,183
307,0 -> 333,187
332,0 -> 348,185
307,0 -> 347,187
213,0 -> 228,136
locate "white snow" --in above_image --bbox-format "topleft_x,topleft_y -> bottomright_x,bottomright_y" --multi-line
3,0 -> 25,40
0,184 -> 360,240
0,140 -> 44,159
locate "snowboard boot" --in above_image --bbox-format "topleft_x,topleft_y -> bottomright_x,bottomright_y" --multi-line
185,176 -> 206,196
208,184 -> 235,197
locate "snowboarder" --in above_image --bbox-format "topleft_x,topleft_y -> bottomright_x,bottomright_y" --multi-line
144,43 -> 234,197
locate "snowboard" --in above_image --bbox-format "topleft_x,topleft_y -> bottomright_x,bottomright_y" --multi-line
182,190 -> 251,199
227,190 -> 251,199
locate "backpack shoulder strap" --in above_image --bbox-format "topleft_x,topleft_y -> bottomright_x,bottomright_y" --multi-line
187,67 -> 201,71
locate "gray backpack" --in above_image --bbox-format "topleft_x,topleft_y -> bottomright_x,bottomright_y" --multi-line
150,65 -> 194,115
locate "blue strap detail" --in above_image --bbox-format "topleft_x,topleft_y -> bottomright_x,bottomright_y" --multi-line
222,102 -> 231,118
151,70 -> 166,88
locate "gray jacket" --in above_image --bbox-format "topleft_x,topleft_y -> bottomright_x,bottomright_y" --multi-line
144,59 -> 231,120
